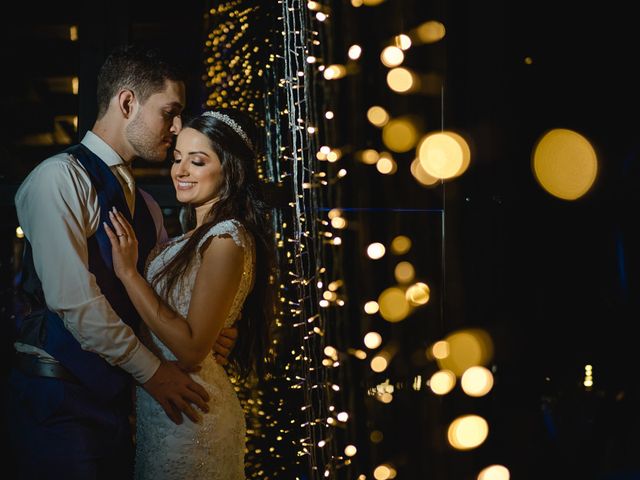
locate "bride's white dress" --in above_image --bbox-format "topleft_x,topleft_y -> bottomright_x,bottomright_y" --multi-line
134,219 -> 254,480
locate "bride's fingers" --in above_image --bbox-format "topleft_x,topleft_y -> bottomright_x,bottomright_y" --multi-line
112,208 -> 135,239
107,211 -> 126,238
103,222 -> 118,245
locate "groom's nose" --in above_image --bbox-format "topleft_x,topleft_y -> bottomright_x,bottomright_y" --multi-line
170,115 -> 182,134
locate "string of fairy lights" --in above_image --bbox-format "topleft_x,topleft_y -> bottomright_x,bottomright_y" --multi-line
203,1 -> 349,478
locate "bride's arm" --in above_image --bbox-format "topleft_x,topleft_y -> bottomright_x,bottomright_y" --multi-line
105,209 -> 244,369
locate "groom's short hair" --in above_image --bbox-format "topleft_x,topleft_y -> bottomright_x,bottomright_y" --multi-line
96,44 -> 184,119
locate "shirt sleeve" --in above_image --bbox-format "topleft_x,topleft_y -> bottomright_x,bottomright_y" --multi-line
15,156 -> 161,384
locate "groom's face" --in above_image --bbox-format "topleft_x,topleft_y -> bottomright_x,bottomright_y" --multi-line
126,79 -> 186,162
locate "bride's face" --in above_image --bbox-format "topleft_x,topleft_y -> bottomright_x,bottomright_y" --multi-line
171,127 -> 224,206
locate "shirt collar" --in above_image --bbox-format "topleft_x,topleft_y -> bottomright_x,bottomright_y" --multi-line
80,130 -> 127,167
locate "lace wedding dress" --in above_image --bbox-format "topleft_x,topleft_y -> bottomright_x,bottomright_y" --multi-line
134,219 -> 254,480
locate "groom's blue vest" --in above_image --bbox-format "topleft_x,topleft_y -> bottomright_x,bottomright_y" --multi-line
17,143 -> 157,401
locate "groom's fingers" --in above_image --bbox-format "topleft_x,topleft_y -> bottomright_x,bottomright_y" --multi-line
161,400 -> 182,425
171,395 -> 202,423
184,383 -> 210,412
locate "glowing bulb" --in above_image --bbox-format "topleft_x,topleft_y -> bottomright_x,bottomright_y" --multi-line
344,445 -> 357,456
364,331 -> 382,349
348,44 -> 362,60
364,301 -> 380,314
367,242 -> 386,259
380,46 -> 404,67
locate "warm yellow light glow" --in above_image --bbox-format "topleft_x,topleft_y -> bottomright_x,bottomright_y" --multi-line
416,21 -> 446,43
395,34 -> 412,50
367,242 -> 386,259
307,55 -> 317,63
72,77 -> 79,95
405,282 -> 430,306
367,106 -> 390,127
437,329 -> 494,376
431,340 -> 450,359
324,346 -> 338,358
371,354 -> 389,372
461,366 -> 494,397
327,149 -> 341,162
364,301 -> 380,314
315,12 -> 327,21
524,56 -> 533,64
394,261 -> 415,283
429,369 -> 456,395
351,0 -> 364,6
370,430 -> 383,443
325,111 -> 334,119
478,464 -> 510,480
376,156 -> 397,175
353,349 -> 367,360
323,291 -> 337,301
16,226 -> 25,239
360,149 -> 380,164
69,25 -> 78,41
447,415 -> 489,450
331,216 -> 347,229
344,445 -> 357,457
411,158 -> 440,186
390,235 -> 411,255
445,131 -> 471,177
387,67 -> 416,93
323,64 -> 347,80
382,118 -> 419,152
363,0 -> 386,5
373,466 -> 390,480
417,132 -> 465,179
328,208 -> 342,219
378,287 -> 411,322
307,1 -> 321,10
532,128 -> 598,200
348,44 -> 363,60
380,46 -> 404,67
364,331 -> 382,349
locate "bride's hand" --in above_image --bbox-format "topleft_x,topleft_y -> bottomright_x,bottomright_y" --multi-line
104,207 -> 139,280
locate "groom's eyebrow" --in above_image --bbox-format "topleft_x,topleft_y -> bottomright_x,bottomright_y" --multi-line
164,101 -> 184,111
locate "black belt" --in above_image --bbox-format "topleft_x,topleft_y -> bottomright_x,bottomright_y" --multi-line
14,352 -> 79,384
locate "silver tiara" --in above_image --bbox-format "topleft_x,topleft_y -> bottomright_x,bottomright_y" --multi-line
201,111 -> 253,150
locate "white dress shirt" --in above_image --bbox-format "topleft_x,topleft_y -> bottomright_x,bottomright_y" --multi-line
14,131 -> 168,384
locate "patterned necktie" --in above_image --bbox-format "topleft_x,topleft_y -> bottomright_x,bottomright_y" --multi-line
114,164 -> 136,215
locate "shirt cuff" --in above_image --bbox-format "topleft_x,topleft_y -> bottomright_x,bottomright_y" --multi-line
119,343 -> 161,384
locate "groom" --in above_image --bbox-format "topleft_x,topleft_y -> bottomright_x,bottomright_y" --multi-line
7,45 -> 237,479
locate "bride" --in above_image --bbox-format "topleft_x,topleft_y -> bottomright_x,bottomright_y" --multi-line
104,108 -> 275,479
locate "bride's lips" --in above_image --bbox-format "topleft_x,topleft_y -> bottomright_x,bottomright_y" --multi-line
176,181 -> 197,190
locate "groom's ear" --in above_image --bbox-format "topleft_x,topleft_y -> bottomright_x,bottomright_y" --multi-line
117,89 -> 137,119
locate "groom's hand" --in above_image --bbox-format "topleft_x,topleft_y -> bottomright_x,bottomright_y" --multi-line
142,361 -> 210,425
214,326 -> 238,365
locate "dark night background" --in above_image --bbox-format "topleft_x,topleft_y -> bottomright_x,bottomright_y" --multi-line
1,1 -> 638,479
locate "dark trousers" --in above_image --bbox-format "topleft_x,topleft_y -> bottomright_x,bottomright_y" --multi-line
6,368 -> 134,480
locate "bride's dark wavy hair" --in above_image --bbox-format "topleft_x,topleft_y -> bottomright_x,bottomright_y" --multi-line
151,108 -> 276,379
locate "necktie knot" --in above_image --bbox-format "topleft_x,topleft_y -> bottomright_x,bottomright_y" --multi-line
115,164 -> 136,214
